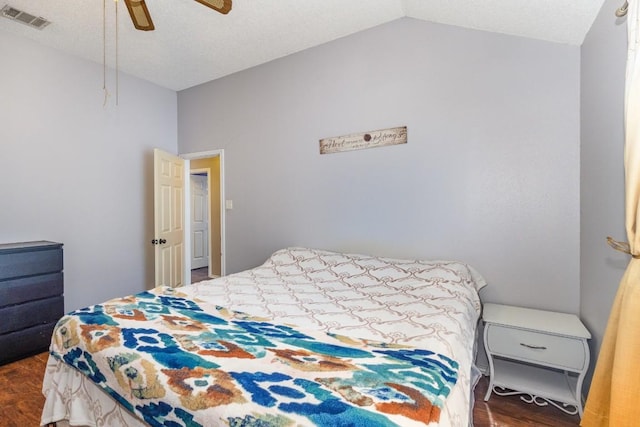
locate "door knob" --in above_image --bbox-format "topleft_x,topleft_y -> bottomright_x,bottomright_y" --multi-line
151,239 -> 158,245
159,239 -> 167,244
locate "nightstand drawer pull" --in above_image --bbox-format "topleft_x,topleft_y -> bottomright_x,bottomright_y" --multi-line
520,343 -> 547,350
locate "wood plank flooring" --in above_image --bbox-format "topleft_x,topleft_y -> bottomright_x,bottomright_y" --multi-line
0,352 -> 49,427
191,267 -> 211,283
1,352 -> 580,426
473,376 -> 579,426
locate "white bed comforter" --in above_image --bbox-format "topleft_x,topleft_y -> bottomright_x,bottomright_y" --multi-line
41,247 -> 485,426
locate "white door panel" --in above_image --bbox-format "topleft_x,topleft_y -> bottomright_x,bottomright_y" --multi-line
190,174 -> 209,269
154,149 -> 185,287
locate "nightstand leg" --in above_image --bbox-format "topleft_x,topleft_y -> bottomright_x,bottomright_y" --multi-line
483,325 -> 495,401
484,379 -> 493,401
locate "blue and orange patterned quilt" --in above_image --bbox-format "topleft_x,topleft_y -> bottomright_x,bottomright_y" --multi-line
50,286 -> 459,426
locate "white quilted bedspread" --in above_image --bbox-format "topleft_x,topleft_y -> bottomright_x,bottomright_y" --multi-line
41,247 -> 485,427
188,247 -> 485,426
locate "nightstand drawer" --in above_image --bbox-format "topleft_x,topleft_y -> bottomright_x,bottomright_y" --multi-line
486,324 -> 586,371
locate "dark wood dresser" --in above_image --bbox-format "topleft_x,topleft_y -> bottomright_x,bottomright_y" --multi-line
0,241 -> 64,365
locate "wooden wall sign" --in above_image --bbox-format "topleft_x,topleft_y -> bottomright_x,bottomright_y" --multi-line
319,126 -> 407,155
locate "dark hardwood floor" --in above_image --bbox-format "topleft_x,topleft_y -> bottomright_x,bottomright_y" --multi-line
473,376 -> 579,426
1,351 -> 580,426
0,352 -> 49,427
191,266 -> 211,283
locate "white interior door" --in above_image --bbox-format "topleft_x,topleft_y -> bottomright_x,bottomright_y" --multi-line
190,174 -> 209,269
154,148 -> 185,287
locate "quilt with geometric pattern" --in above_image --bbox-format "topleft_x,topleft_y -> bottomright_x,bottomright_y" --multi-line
50,286 -> 459,426
43,247 -> 485,426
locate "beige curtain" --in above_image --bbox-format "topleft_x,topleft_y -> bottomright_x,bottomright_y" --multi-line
582,2 -> 640,426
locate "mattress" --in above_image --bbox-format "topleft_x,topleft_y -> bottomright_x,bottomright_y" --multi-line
41,247 -> 485,426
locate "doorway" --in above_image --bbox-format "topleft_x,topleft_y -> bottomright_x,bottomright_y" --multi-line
190,171 -> 210,271
183,150 -> 225,284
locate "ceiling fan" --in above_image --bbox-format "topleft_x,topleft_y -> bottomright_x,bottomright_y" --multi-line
123,0 -> 232,31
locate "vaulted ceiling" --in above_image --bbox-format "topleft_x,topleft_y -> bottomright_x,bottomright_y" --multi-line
0,0 -> 606,91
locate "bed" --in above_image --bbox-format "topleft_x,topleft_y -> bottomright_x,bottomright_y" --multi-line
40,247 -> 486,427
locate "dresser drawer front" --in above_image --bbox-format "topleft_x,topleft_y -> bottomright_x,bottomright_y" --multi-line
0,247 -> 63,281
0,272 -> 63,308
487,324 -> 586,371
0,296 -> 64,334
0,322 -> 56,365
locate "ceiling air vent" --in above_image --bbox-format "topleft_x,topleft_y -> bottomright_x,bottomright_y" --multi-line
1,4 -> 50,30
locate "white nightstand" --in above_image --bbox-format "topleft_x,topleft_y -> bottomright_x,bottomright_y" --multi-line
482,303 -> 591,417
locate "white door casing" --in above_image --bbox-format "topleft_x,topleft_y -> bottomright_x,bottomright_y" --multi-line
154,148 -> 185,287
183,149 -> 226,281
190,174 -> 209,269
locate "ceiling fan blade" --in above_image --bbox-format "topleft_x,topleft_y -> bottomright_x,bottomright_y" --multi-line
194,0 -> 232,14
124,0 -> 155,31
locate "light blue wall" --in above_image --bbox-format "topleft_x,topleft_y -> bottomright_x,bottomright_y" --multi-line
4,8 -> 621,398
178,18 -> 582,314
580,0 -> 628,391
0,31 -> 178,311
0,5 -> 630,399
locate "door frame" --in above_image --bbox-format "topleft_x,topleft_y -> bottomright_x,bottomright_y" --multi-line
181,149 -> 226,285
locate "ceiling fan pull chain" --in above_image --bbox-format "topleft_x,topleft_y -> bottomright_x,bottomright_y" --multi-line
103,0 -> 108,106
101,0 -> 119,106
115,0 -> 119,106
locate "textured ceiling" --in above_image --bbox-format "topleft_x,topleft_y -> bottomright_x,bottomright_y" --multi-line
0,0 -> 606,91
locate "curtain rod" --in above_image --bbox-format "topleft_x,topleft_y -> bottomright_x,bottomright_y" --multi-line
617,0 -> 629,17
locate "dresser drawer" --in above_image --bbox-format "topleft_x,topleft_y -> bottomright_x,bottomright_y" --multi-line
0,247 -> 63,281
0,296 -> 64,334
0,322 -> 56,364
486,324 -> 586,371
0,272 -> 63,308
